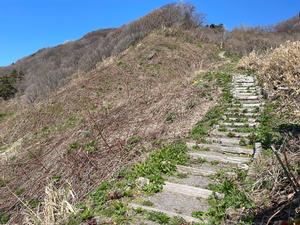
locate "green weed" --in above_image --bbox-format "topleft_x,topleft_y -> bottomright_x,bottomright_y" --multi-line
0,212 -> 10,224
142,200 -> 154,207
147,211 -> 170,224
206,169 -> 254,224
68,141 -> 80,153
165,112 -> 176,123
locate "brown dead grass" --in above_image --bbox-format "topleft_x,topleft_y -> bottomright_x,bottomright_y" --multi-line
0,29 -> 221,223
249,136 -> 300,224
238,41 -> 300,122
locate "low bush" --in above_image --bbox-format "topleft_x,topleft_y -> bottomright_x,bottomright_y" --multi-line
238,41 -> 300,122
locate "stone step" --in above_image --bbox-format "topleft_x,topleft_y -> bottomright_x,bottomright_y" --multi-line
233,90 -> 262,95
176,165 -> 218,176
238,100 -> 263,105
129,203 -> 202,223
233,92 -> 262,96
224,117 -> 258,123
220,122 -> 259,128
166,174 -> 213,190
220,127 -> 254,134
234,83 -> 256,87
235,95 -> 262,100
234,82 -> 256,86
187,142 -> 253,155
205,136 -> 241,146
234,79 -> 255,83
188,150 -> 251,165
224,111 -> 260,118
233,86 -> 261,90
163,181 -> 223,199
227,107 -> 261,113
210,130 -> 252,138
233,91 -> 261,96
231,103 -> 263,108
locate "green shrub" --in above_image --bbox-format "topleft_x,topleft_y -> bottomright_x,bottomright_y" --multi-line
147,211 -> 170,224
165,112 -> 176,123
0,70 -> 23,100
0,212 -> 10,224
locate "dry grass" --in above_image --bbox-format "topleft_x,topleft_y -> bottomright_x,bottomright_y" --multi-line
0,29 -> 221,223
249,136 -> 300,224
238,41 -> 300,122
24,182 -> 76,225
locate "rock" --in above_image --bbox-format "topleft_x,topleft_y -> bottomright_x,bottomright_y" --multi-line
225,207 -> 243,221
136,177 -> 150,188
147,52 -> 157,60
94,216 -> 108,225
108,190 -> 123,200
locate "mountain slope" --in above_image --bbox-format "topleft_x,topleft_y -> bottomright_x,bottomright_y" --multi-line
0,28 -> 223,223
0,3 -> 200,102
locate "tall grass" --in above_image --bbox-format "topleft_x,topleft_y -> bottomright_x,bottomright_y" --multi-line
24,182 -> 76,225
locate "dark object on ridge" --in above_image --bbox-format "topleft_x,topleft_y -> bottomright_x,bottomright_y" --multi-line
209,23 -> 224,29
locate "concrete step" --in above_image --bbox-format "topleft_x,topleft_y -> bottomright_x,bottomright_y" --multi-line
188,150 -> 251,165
220,125 -> 255,132
227,107 -> 261,113
233,86 -> 261,90
165,174 -> 213,191
233,92 -> 262,97
233,91 -> 261,96
210,130 -> 252,138
163,181 -> 223,199
224,117 -> 258,123
235,95 -> 262,100
187,142 -> 253,155
129,203 -> 202,223
238,100 -> 263,105
234,83 -> 257,87
234,79 -> 255,83
220,122 -> 259,128
205,136 -> 242,146
231,103 -> 263,108
176,165 -> 218,176
224,111 -> 260,118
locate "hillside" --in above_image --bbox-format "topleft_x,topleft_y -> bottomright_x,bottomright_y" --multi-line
0,25 -> 225,223
1,3 -> 300,225
0,3 -> 200,102
275,15 -> 300,33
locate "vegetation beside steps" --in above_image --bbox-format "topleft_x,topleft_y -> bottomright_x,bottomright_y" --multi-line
63,64 -> 298,225
61,65 -> 300,225
63,65 -> 265,225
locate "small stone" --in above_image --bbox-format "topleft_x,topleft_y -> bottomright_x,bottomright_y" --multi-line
94,216 -> 109,225
136,177 -> 150,188
147,52 -> 157,60
225,172 -> 238,180
108,190 -> 123,200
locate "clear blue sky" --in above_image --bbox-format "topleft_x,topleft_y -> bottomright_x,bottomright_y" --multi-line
0,0 -> 299,66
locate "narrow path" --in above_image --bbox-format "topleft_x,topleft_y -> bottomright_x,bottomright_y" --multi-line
130,74 -> 264,223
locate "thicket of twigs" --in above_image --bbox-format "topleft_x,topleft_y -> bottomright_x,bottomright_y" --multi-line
238,41 -> 300,122
250,134 -> 300,224
24,182 -> 76,225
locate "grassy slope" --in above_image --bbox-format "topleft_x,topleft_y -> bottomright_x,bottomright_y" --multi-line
0,29 -> 223,223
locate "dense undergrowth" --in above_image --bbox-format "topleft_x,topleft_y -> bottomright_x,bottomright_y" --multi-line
192,169 -> 254,224
190,66 -> 233,141
65,65 -> 258,225
238,41 -> 300,123
66,142 -> 189,224
0,26 -> 222,224
238,41 -> 300,223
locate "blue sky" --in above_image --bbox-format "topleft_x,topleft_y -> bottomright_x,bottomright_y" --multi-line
0,0 -> 299,66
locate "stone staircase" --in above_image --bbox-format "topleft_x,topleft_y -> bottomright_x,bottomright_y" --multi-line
130,74 -> 264,224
